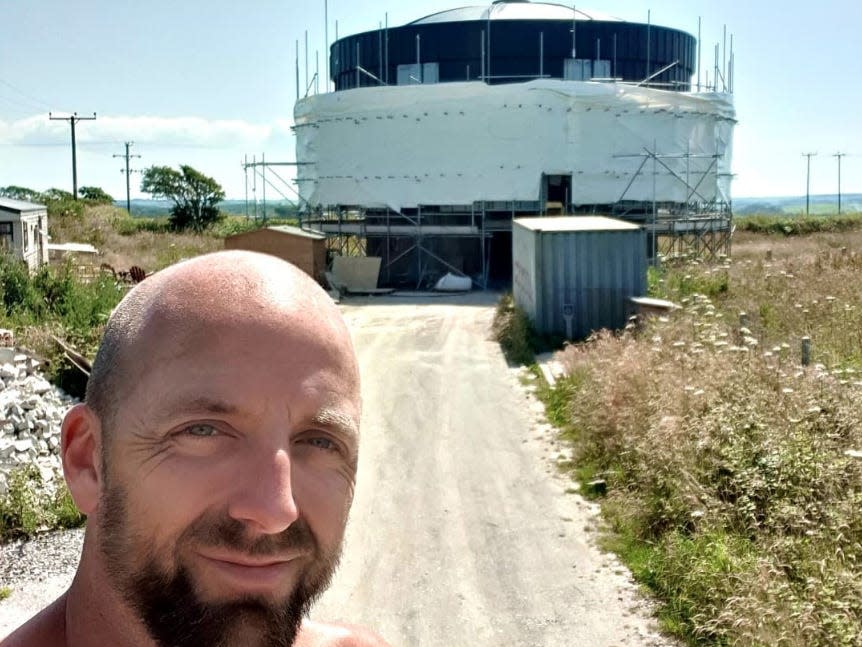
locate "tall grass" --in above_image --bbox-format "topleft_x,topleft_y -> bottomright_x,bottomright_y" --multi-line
550,232 -> 862,645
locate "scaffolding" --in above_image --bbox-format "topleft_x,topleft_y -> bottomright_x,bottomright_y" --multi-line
301,200 -> 548,289
241,155 -> 312,222
611,144 -> 733,262
297,144 -> 733,288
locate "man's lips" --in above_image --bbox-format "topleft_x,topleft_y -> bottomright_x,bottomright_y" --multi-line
200,551 -> 303,567
195,550 -> 309,592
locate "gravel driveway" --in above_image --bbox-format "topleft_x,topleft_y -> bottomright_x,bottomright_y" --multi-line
1,292 -> 676,646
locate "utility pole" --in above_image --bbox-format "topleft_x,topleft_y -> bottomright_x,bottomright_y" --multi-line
833,152 -> 846,214
802,152 -> 817,216
324,0 -> 328,92
49,112 -> 96,199
113,142 -> 141,214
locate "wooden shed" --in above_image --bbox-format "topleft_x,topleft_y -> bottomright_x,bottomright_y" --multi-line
224,225 -> 327,283
0,198 -> 49,271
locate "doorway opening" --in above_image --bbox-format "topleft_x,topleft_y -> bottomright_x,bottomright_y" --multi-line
541,174 -> 572,214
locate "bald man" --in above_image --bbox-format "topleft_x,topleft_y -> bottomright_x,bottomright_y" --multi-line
2,251 -> 389,647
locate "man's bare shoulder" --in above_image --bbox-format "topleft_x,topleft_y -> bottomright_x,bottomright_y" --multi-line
0,596 -> 66,647
296,620 -> 392,647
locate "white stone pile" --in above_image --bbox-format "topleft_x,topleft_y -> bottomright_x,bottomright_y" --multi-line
0,347 -> 77,497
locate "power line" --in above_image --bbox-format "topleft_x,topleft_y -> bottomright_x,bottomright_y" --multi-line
0,94 -> 39,118
49,111 -> 97,199
0,78 -> 53,111
113,141 -> 141,214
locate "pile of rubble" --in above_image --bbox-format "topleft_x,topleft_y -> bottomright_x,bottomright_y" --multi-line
0,347 -> 76,497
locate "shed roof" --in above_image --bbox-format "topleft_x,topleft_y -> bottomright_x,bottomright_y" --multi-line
514,216 -> 641,232
269,225 -> 326,240
227,224 -> 326,241
0,197 -> 47,214
410,3 -> 621,25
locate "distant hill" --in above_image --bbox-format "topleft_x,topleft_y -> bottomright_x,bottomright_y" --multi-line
118,199 -> 298,218
734,194 -> 862,215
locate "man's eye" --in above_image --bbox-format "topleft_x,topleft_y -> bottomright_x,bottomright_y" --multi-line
184,424 -> 219,437
303,436 -> 337,451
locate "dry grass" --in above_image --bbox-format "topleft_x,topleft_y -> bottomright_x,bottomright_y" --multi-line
49,205 -> 222,272
550,231 -> 862,645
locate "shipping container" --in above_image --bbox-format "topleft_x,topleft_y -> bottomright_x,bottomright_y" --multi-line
512,216 -> 646,338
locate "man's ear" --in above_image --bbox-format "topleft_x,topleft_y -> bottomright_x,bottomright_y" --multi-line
61,403 -> 103,516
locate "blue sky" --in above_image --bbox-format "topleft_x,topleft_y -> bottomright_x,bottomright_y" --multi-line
1,0 -> 860,201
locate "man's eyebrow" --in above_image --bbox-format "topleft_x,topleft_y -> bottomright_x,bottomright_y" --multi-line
311,408 -> 359,437
153,396 -> 240,424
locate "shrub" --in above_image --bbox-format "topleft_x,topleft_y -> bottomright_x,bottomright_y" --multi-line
0,255 -> 124,381
736,213 -> 862,235
42,189 -> 85,222
492,293 -> 536,365
0,466 -> 85,540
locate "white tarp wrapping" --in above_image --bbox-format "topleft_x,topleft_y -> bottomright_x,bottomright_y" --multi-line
294,80 -> 735,212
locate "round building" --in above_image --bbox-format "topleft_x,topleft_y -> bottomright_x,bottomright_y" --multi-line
295,1 -> 735,287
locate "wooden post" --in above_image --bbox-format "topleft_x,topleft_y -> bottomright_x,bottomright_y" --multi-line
801,336 -> 811,366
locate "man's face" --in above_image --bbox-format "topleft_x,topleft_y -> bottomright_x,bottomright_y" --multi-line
95,317 -> 361,647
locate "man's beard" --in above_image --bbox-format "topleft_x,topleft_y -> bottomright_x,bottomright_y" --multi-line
97,482 -> 341,647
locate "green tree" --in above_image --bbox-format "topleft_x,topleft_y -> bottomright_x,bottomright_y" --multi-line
0,186 -> 42,202
78,186 -> 114,205
140,165 -> 225,232
41,188 -> 75,202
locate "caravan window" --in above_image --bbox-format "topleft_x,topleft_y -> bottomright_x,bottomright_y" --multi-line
0,223 -> 12,250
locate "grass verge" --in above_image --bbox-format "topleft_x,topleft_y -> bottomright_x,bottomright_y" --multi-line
539,234 -> 862,646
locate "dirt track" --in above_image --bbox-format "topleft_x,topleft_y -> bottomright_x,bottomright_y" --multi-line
311,292 -> 674,646
1,292 -> 674,646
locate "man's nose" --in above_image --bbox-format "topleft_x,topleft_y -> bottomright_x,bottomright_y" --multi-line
228,447 -> 299,534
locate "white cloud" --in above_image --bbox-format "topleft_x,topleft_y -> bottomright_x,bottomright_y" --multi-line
0,114 -> 294,149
